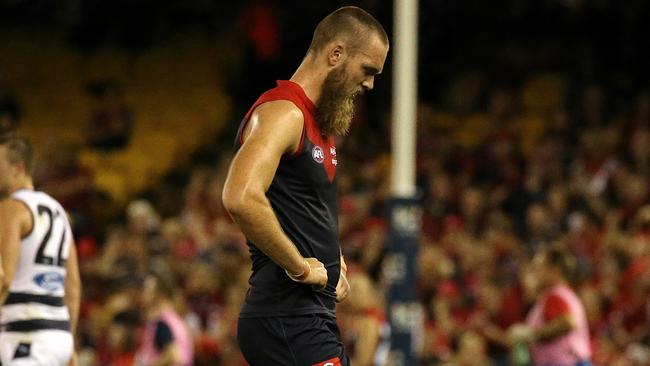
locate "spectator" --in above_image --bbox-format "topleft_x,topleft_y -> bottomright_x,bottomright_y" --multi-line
338,268 -> 391,366
508,247 -> 592,366
136,262 -> 194,366
443,331 -> 491,366
100,310 -> 139,366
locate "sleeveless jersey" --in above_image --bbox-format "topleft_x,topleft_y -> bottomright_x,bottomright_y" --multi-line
1,189 -> 73,332
136,309 -> 194,366
235,80 -> 341,317
526,284 -> 592,365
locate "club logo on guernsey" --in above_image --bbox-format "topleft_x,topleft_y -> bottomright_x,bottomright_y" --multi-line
312,146 -> 325,164
33,272 -> 65,292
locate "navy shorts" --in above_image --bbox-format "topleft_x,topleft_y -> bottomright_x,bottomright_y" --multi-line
237,314 -> 350,366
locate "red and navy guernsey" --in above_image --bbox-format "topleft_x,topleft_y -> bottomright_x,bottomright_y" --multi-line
235,80 -> 341,318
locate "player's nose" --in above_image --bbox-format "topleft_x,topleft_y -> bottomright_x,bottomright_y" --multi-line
362,76 -> 374,91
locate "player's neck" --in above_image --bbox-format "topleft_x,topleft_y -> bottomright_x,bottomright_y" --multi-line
10,177 -> 33,194
290,56 -> 328,105
544,277 -> 567,291
149,298 -> 174,318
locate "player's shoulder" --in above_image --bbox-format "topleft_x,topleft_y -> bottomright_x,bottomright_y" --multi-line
0,197 -> 31,224
0,198 -> 25,210
10,189 -> 67,215
252,99 -> 304,126
12,189 -> 57,207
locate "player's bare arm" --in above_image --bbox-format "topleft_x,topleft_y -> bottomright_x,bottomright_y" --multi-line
352,316 -> 381,366
223,100 -> 327,287
65,239 -> 81,337
508,314 -> 576,345
0,199 -> 33,304
532,313 -> 576,342
149,343 -> 182,366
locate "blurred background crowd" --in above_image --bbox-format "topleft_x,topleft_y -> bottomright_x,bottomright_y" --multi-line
1,0 -> 649,365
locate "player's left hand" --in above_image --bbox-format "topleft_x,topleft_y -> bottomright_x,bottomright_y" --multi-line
335,255 -> 350,302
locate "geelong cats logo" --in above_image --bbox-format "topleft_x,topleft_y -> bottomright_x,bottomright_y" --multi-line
312,146 -> 325,164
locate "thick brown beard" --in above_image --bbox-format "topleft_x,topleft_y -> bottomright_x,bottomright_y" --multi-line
316,66 -> 358,136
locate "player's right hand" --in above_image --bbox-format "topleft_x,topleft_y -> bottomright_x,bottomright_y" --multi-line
300,257 -> 328,289
286,258 -> 328,289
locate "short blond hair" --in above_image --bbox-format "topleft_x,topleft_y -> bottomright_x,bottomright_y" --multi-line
0,133 -> 33,174
308,6 -> 388,55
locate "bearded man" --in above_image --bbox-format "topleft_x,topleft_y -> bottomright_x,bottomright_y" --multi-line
222,6 -> 389,366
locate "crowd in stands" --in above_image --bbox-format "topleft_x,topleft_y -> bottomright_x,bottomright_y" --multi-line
1,1 -> 649,365
340,75 -> 650,365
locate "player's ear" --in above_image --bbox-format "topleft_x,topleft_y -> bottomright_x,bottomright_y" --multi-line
15,161 -> 27,177
327,43 -> 346,66
8,161 -> 20,177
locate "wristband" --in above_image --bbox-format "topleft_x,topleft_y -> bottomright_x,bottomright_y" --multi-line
286,260 -> 310,282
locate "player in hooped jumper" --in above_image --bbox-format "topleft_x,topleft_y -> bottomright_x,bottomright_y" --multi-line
222,6 -> 389,366
0,134 -> 81,366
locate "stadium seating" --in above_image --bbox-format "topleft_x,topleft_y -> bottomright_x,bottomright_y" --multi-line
1,31 -> 231,202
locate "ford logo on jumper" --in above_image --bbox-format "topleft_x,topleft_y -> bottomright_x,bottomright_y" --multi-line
33,272 -> 64,292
